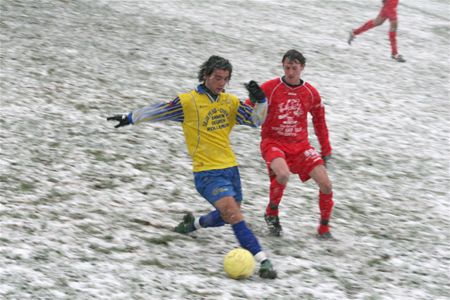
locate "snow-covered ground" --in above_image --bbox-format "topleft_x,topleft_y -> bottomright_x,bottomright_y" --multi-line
1,0 -> 449,299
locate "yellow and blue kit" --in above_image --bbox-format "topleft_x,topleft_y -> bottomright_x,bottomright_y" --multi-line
128,84 -> 267,173
127,84 -> 270,259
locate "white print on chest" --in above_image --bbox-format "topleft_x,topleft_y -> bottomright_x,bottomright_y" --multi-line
277,97 -> 303,125
272,96 -> 304,136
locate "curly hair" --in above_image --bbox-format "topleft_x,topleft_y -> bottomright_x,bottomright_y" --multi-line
197,55 -> 233,82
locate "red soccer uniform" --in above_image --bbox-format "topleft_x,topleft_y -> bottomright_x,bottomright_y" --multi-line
380,0 -> 399,21
259,77 -> 331,156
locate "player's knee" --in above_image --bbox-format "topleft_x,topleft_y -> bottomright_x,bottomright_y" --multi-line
320,181 -> 333,194
276,172 -> 289,185
220,207 -> 243,224
373,17 -> 385,26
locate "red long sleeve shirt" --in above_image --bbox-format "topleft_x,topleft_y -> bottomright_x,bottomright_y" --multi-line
256,77 -> 332,156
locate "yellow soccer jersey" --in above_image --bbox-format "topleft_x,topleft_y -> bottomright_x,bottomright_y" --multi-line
129,84 -> 267,172
179,89 -> 239,172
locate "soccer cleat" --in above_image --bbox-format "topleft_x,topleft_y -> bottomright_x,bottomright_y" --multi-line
316,231 -> 334,241
347,31 -> 355,45
391,54 -> 406,63
173,212 -> 196,234
259,259 -> 277,279
317,224 -> 334,240
264,214 -> 283,236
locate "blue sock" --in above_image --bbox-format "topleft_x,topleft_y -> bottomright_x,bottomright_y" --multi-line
199,210 -> 226,228
232,220 -> 262,256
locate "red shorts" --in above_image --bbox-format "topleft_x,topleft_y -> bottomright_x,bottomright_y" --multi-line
260,139 -> 324,182
379,6 -> 397,21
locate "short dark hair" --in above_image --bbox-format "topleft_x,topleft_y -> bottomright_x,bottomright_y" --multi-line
198,55 -> 233,82
282,49 -> 306,65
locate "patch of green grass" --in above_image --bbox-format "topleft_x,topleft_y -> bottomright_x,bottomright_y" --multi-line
140,258 -> 165,267
89,243 -> 112,254
69,213 -> 86,220
132,163 -> 149,171
142,235 -> 179,246
75,103 -> 89,113
184,287 -> 222,298
347,204 -> 365,215
0,237 -> 10,243
314,265 -> 337,279
109,245 -> 139,253
131,218 -> 151,226
20,182 -> 35,192
86,149 -> 126,163
92,180 -> 118,190
171,188 -> 181,197
367,254 -> 391,267
77,224 -> 103,235
103,235 -> 114,241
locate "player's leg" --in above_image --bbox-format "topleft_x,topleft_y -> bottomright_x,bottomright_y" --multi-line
388,17 -> 405,62
214,196 -> 276,278
261,141 -> 289,236
174,169 -> 230,233
349,13 -> 387,44
216,167 -> 277,278
294,146 -> 334,239
309,164 -> 334,239
353,14 -> 386,35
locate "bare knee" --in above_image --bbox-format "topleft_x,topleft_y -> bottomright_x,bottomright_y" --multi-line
320,181 -> 333,194
373,16 -> 386,26
276,170 -> 290,185
220,208 -> 243,224
215,197 -> 243,224
390,21 -> 398,31
310,165 -> 332,194
270,158 -> 290,185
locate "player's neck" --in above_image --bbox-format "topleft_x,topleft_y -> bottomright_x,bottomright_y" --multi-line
201,84 -> 219,102
282,76 -> 303,87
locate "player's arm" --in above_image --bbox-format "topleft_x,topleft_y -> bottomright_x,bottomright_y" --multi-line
237,80 -> 268,127
107,97 -> 184,128
237,101 -> 267,127
310,90 -> 332,157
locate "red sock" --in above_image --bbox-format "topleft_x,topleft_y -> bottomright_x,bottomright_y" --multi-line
318,191 -> 334,234
353,20 -> 375,35
265,177 -> 286,216
389,31 -> 398,56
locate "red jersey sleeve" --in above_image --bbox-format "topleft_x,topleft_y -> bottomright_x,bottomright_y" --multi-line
309,85 -> 332,156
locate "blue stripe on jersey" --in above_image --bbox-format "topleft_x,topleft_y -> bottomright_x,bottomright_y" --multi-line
236,102 -> 256,127
132,97 -> 184,124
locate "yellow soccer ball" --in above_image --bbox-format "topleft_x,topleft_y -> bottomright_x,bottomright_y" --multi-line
223,248 -> 255,279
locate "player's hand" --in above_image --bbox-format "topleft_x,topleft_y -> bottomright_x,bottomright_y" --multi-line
322,155 -> 331,167
107,114 -> 131,128
245,80 -> 266,103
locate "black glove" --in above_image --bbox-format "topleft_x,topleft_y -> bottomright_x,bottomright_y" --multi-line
106,114 -> 131,128
244,80 -> 266,103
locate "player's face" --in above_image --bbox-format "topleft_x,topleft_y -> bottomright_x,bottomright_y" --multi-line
282,60 -> 304,85
204,69 -> 230,94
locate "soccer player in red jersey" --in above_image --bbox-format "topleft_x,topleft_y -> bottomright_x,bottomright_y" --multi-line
248,50 -> 334,239
348,0 -> 406,62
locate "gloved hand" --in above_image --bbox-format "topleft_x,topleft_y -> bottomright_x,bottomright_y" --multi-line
322,155 -> 331,167
244,80 -> 266,103
106,114 -> 131,128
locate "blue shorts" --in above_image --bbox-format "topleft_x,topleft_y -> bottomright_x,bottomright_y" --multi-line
194,166 -> 243,205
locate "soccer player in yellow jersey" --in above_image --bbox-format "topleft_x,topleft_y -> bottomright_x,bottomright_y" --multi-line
107,55 -> 277,279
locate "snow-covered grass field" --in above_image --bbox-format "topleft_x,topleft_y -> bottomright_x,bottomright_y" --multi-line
1,0 -> 449,299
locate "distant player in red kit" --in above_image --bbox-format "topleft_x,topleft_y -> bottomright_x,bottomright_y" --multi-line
348,0 -> 406,62
247,49 -> 334,239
